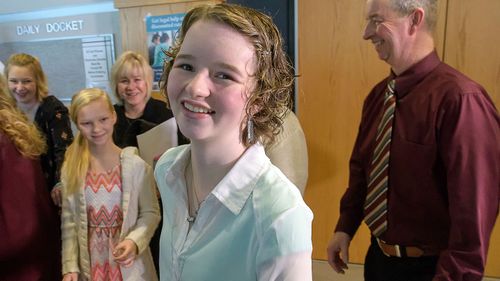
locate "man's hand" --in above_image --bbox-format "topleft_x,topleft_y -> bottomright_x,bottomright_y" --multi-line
326,231 -> 351,274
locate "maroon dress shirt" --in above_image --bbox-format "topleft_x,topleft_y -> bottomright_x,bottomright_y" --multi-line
335,51 -> 499,280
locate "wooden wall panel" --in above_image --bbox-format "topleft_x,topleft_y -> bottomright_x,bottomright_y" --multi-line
433,0 -> 447,58
444,1 -> 500,276
444,0 -> 500,107
298,0 -> 385,264
116,0 -> 221,57
299,1 -> 499,279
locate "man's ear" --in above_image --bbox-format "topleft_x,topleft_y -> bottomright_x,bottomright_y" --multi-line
409,8 -> 425,34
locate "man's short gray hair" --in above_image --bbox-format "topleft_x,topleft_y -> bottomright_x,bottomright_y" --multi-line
390,0 -> 437,31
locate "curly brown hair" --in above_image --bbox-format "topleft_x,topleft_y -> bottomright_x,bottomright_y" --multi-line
159,3 -> 294,147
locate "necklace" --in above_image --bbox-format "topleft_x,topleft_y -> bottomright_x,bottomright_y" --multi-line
186,161 -> 204,223
192,181 -> 202,210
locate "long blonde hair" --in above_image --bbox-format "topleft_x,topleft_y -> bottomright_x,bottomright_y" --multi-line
0,74 -> 46,158
61,88 -> 115,194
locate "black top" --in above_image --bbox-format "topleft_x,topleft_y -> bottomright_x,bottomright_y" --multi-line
113,98 -> 188,148
34,95 -> 74,190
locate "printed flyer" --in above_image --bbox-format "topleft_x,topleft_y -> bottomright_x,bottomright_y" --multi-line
145,13 -> 185,89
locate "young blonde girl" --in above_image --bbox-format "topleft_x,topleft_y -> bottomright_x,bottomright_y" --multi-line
61,88 -> 160,281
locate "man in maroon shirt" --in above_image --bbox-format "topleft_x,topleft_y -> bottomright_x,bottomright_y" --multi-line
326,0 -> 499,280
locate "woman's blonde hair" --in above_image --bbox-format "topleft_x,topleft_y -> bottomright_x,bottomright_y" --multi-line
61,88 -> 115,194
0,74 -> 46,157
160,3 -> 294,147
110,51 -> 153,105
5,53 -> 49,102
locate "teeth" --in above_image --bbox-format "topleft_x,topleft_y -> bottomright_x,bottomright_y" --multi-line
184,102 -> 212,113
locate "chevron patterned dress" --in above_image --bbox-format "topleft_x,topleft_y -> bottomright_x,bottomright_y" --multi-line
85,165 -> 124,281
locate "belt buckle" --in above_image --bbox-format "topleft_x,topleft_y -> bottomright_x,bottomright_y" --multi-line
393,244 -> 402,257
376,238 -> 402,258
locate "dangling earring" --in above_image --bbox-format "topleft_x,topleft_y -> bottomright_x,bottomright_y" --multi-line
247,117 -> 254,143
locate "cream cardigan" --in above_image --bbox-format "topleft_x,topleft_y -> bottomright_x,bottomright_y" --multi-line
61,147 -> 160,280
265,111 -> 308,195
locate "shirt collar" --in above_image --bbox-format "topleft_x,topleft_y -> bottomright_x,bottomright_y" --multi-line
392,50 -> 441,99
164,143 -> 270,216
211,144 -> 269,215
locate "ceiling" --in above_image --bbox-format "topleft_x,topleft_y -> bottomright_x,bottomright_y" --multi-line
0,0 -> 115,23
0,0 -> 112,16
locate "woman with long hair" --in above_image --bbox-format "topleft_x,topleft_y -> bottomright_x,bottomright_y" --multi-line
0,74 -> 60,281
5,53 -> 74,206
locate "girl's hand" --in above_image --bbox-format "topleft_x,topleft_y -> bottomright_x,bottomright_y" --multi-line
62,272 -> 78,281
113,239 -> 138,267
51,183 -> 63,207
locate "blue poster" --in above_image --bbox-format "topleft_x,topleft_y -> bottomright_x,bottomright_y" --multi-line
145,13 -> 185,88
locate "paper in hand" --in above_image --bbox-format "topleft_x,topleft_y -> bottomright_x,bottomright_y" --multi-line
137,118 -> 178,167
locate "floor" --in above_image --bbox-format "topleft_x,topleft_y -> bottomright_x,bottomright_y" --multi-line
313,260 -> 363,281
312,260 -> 500,281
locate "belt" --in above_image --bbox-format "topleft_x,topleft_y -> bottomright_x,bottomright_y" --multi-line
376,238 -> 439,258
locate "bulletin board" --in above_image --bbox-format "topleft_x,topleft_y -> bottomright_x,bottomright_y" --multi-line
0,34 -> 115,104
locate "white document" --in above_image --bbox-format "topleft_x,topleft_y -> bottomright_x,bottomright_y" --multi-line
137,118 -> 178,167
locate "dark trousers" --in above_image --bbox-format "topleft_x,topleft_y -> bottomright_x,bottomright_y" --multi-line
364,237 -> 439,281
150,199 -> 163,277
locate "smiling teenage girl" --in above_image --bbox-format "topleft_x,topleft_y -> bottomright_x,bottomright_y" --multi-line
154,4 -> 313,280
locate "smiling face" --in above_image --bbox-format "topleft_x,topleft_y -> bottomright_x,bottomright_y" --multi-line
166,20 -> 256,145
76,98 -> 117,148
363,0 -> 413,70
7,65 -> 38,106
117,66 -> 149,109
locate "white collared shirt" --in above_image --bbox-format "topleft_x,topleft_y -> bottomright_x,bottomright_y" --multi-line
154,144 -> 313,281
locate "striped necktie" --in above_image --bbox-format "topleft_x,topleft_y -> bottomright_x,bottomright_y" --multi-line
364,79 -> 396,237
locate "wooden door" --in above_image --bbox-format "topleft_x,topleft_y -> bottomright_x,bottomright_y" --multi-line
444,0 -> 500,276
